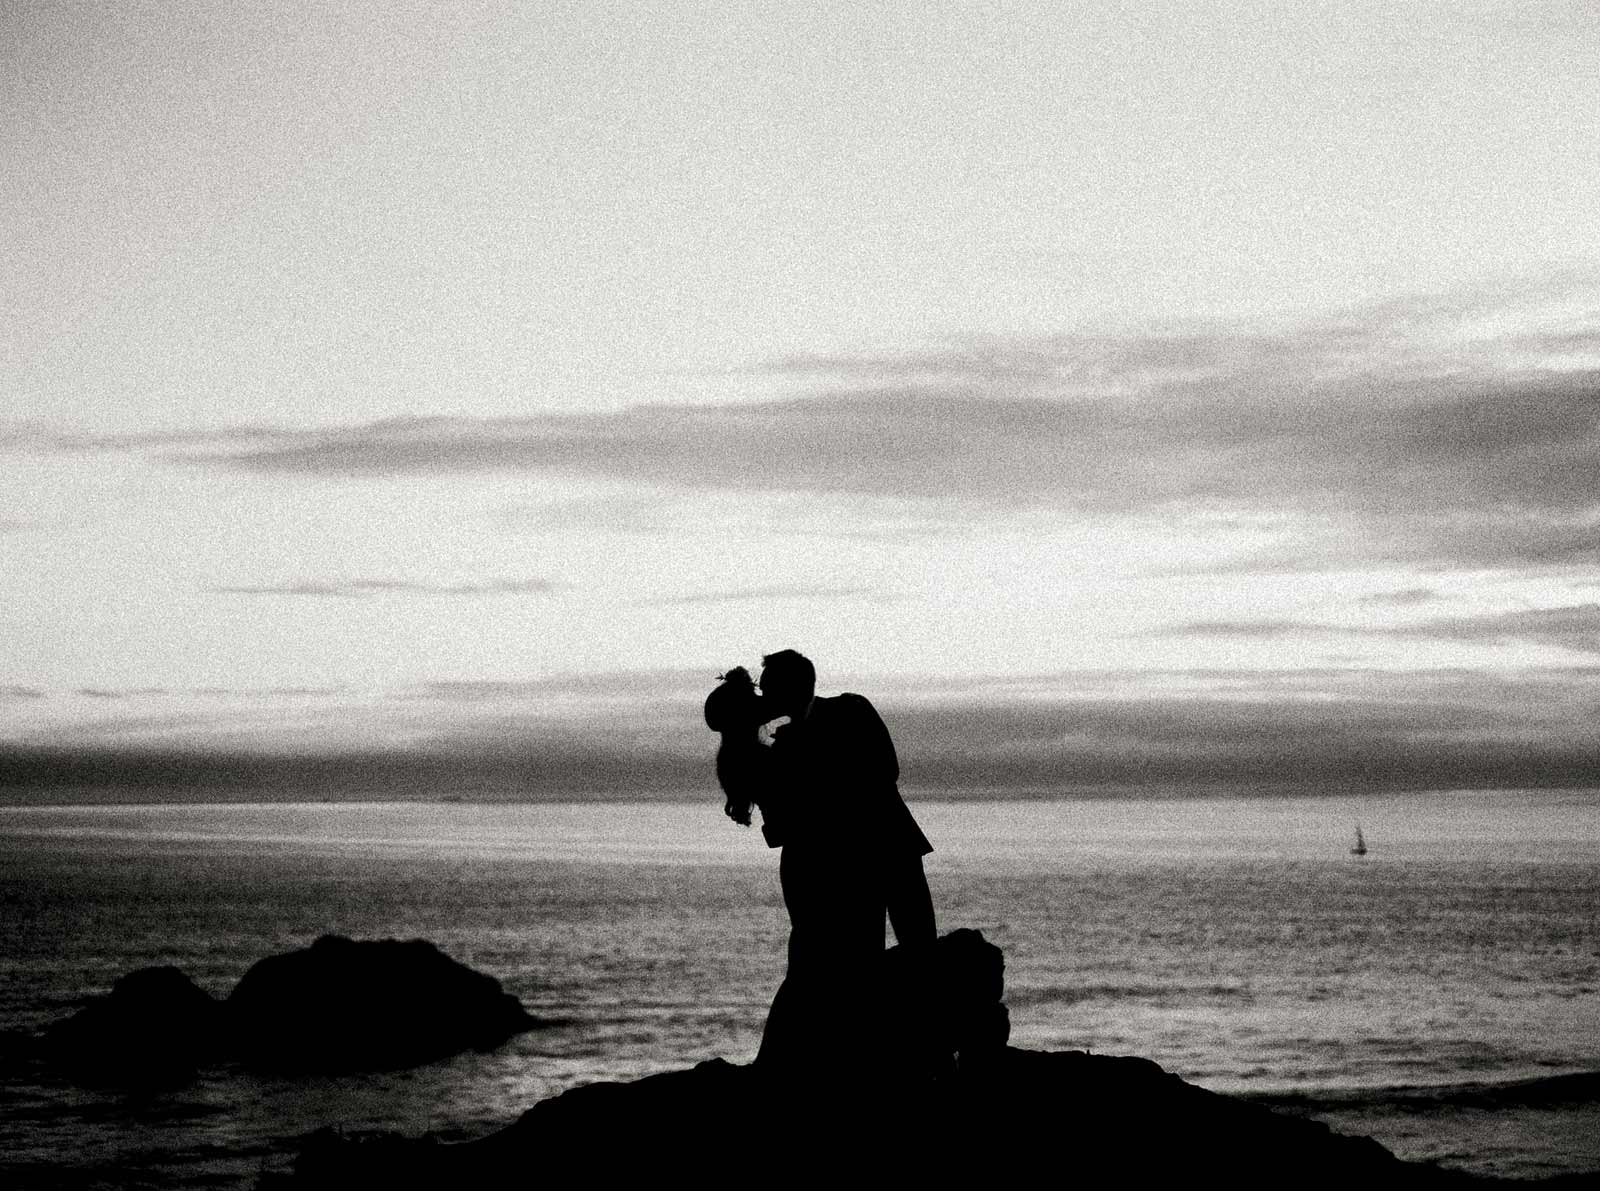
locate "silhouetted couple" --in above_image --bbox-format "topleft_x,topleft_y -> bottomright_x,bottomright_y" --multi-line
705,649 -> 936,1076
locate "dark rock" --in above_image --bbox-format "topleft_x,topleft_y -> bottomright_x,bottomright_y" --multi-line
759,926 -> 1010,1077
882,926 -> 1010,1068
279,1049 -> 1488,1188
491,1051 -> 1421,1183
34,937 -> 541,1083
40,965 -> 225,1084
226,934 -> 539,1073
954,1047 -> 1421,1184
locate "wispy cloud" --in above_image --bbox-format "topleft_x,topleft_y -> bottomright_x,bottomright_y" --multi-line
1152,620 -> 1323,641
144,370 -> 1596,576
181,279 -> 1600,574
1151,603 -> 1600,656
1385,604 -> 1600,654
0,420 -> 292,455
1355,587 -> 1442,606
403,670 -> 713,704
185,686 -> 347,699
13,274 -> 1600,575
207,577 -> 556,598
644,584 -> 888,607
488,492 -> 991,541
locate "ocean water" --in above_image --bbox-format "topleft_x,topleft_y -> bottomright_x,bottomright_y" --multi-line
1,793 -> 1597,1187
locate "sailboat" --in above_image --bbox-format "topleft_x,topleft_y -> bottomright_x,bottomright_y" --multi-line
1350,823 -> 1368,857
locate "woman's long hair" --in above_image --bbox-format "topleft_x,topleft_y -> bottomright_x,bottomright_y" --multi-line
715,735 -> 765,826
705,668 -> 764,826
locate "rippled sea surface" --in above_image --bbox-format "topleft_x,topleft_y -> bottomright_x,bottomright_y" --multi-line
2,793 -> 1598,1187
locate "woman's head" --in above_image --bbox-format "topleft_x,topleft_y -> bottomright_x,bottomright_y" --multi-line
704,666 -> 765,733
706,668 -> 765,828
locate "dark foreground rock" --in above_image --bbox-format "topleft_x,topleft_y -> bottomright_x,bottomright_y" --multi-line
37,935 -> 541,1081
279,1049 -> 1500,1189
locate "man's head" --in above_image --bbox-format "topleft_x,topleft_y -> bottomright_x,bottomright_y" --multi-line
759,649 -> 816,720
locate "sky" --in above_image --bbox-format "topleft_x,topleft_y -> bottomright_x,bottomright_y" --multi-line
4,1 -> 1599,802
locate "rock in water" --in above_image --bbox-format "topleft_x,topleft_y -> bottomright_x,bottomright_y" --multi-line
226,934 -> 539,1073
40,965 -> 225,1084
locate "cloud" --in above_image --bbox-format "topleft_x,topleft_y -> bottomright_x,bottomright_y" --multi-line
874,662 -> 1600,794
402,670 -> 714,704
885,690 -> 1600,794
1150,603 -> 1600,656
207,577 -> 556,598
1152,620 -> 1324,640
140,369 -> 1598,563
14,273 -> 1600,573
184,283 -> 1600,573
7,665 -> 1600,802
186,685 -> 347,699
1355,587 -> 1442,606
489,492 -> 991,541
0,420 -> 294,458
1387,604 -> 1600,654
1,685 -> 46,701
644,584 -> 888,606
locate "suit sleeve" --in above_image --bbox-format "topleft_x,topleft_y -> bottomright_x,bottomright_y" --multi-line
850,694 -> 900,788
846,695 -> 931,858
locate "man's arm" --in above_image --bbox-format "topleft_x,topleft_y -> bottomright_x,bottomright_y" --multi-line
841,693 -> 900,787
843,693 -> 935,941
887,854 -> 936,945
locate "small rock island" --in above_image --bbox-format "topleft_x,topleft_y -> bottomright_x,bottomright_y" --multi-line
38,934 -> 541,1081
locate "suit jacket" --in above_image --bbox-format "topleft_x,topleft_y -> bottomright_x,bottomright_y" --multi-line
759,692 -> 932,858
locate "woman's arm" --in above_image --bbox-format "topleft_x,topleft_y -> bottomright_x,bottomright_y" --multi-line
716,727 -> 773,827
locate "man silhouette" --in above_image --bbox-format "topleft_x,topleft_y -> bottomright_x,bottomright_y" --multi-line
753,649 -> 936,1069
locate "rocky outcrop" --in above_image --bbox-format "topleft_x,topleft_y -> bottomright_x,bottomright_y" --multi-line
282,1050 -> 1474,1188
36,936 -> 540,1082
